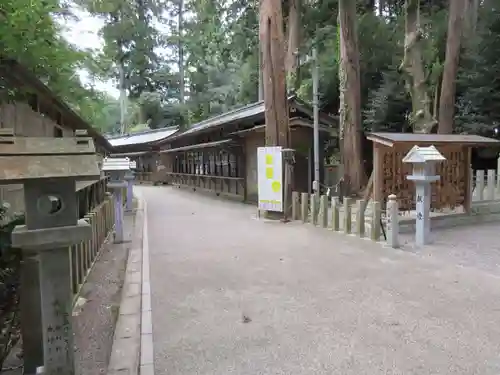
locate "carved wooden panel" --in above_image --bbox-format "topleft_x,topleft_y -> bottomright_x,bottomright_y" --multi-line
380,145 -> 466,211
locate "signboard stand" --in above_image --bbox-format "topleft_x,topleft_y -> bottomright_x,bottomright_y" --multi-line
257,147 -> 284,215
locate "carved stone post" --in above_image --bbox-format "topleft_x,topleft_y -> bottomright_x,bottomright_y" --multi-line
386,194 -> 400,248
370,201 -> 381,241
0,130 -> 100,375
319,195 -> 328,228
291,191 -> 300,220
476,169 -> 485,201
300,192 -> 309,223
487,169 -> 495,200
19,252 -> 44,374
331,197 -> 340,231
343,197 -> 352,234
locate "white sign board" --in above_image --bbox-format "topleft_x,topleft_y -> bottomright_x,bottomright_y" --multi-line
257,146 -> 283,212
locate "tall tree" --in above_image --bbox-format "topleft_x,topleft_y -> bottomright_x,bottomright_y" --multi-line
177,0 -> 185,104
285,0 -> 300,90
438,0 -> 466,134
259,0 -> 289,147
338,0 -> 365,192
400,0 -> 436,133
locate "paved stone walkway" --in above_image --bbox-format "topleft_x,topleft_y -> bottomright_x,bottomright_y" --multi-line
139,186 -> 500,375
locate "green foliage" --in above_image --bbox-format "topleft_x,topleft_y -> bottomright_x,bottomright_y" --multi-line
454,4 -> 500,134
3,0 -> 497,136
0,0 -> 122,133
0,205 -> 24,371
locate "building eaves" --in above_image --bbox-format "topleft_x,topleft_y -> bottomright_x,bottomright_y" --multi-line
0,58 -> 113,151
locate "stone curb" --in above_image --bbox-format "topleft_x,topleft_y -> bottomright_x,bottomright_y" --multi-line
139,197 -> 155,375
107,195 -> 144,375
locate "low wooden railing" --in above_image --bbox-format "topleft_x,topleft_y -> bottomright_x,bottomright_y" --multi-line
135,172 -> 154,184
164,172 -> 245,200
69,190 -> 115,299
76,177 -> 108,218
70,177 -> 113,298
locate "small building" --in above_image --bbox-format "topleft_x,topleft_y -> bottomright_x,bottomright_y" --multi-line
108,126 -> 180,182
155,96 -> 337,202
0,58 -> 113,213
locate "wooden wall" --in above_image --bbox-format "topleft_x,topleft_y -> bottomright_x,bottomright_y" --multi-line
0,101 -> 76,216
244,131 -> 266,202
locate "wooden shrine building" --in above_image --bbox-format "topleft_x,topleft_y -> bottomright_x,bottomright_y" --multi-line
154,96 -> 337,203
367,132 -> 500,213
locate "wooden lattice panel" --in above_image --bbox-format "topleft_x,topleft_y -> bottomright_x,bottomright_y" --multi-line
380,145 -> 466,211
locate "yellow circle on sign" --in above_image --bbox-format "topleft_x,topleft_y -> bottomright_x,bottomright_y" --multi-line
265,154 -> 273,165
271,181 -> 281,193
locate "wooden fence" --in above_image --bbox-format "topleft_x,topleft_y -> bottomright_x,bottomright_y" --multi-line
135,172 -> 154,184
70,190 -> 115,299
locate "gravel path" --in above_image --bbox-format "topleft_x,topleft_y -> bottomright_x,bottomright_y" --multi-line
73,213 -> 132,375
141,185 -> 500,375
400,223 -> 500,275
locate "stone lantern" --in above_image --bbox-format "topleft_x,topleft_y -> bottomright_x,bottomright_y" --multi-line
124,159 -> 137,212
102,157 -> 130,243
402,145 -> 446,246
0,130 -> 100,374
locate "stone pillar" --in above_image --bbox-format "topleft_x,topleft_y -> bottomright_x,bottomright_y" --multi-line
487,169 -> 495,200
310,195 -> 318,226
370,201 -> 381,241
415,182 -> 431,246
319,195 -> 328,228
38,246 -> 76,373
386,194 -> 400,248
124,172 -> 135,212
13,217 -> 93,375
291,192 -> 300,220
114,190 -> 124,243
300,193 -> 308,223
497,157 -> 500,196
343,197 -> 352,234
331,197 -> 340,231
356,199 -> 365,238
476,169 -> 485,201
19,252 -> 44,374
